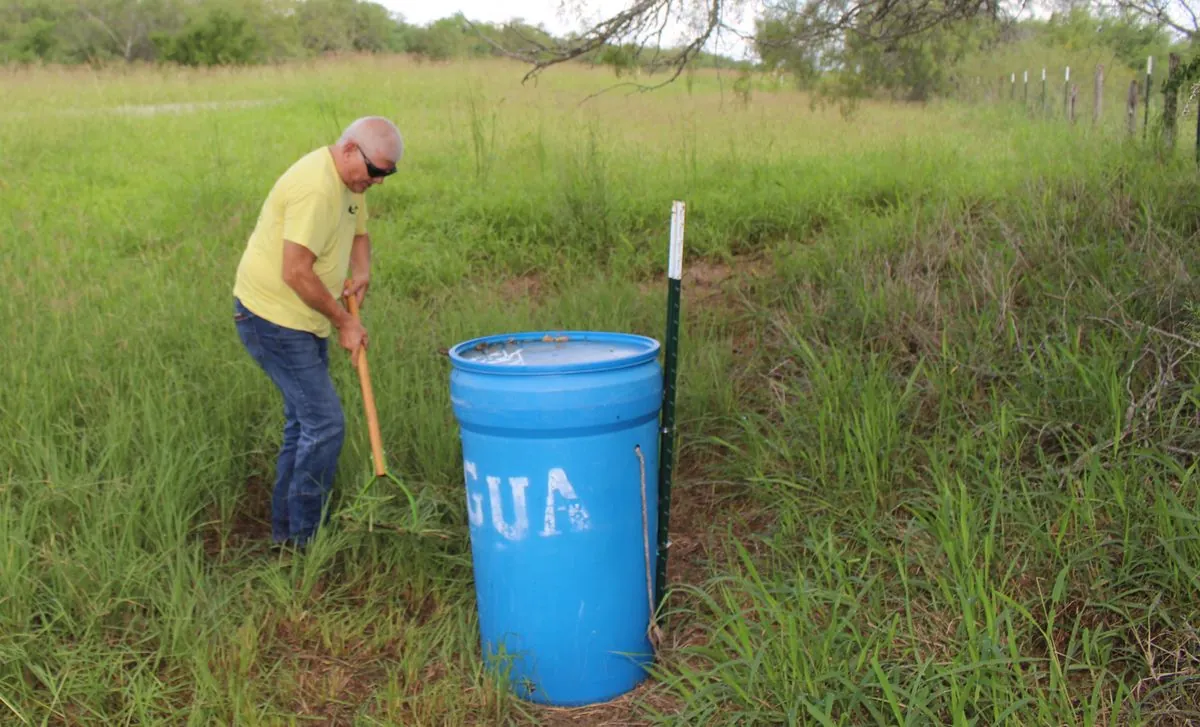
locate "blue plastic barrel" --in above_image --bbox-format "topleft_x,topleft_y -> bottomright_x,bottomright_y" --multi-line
448,330 -> 663,707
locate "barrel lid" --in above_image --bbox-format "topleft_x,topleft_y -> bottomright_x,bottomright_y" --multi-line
448,331 -> 660,375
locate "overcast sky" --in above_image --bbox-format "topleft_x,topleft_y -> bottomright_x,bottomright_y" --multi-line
376,1 -> 762,59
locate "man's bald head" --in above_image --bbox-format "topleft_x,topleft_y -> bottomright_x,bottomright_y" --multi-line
338,116 -> 403,164
330,116 -> 404,194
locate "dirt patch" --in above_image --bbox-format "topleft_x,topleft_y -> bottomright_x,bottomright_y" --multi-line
491,256 -> 766,312
401,585 -> 440,625
286,655 -> 383,725
528,680 -> 683,726
272,616 -> 387,726
640,255 -> 769,307
199,474 -> 274,559
685,259 -> 736,289
498,273 -> 544,302
667,478 -> 771,587
659,486 -> 720,592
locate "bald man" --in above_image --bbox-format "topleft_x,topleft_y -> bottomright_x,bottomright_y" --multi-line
232,116 -> 403,549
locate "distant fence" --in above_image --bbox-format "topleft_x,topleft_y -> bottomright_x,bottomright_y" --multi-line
952,53 -> 1200,165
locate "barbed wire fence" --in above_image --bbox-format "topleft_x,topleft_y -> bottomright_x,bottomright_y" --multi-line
952,53 -> 1200,166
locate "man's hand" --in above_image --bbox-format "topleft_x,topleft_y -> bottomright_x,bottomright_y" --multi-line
342,272 -> 369,310
337,315 -> 368,365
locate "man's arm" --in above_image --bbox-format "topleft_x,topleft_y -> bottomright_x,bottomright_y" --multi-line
282,241 -> 351,327
343,233 -> 370,307
282,241 -> 366,355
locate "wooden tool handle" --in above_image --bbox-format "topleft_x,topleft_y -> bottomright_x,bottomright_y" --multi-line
345,290 -> 386,477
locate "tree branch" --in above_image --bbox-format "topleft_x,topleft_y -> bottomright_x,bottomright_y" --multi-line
469,0 -> 1020,95
1110,0 -> 1199,39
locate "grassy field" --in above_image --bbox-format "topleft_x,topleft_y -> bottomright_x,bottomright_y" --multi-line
3,54 -> 1200,725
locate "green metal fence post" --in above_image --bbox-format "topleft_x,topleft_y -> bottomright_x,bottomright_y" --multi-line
655,200 -> 684,619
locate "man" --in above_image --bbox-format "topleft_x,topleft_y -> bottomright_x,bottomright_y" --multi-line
232,116 -> 403,549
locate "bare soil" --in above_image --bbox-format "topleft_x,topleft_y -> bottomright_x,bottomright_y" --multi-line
498,272 -> 544,302
199,474 -> 274,560
639,255 -> 769,308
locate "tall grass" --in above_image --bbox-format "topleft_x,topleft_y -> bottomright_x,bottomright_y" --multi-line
2,54 -> 1200,724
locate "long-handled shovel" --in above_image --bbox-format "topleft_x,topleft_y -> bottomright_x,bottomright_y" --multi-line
343,287 -> 386,477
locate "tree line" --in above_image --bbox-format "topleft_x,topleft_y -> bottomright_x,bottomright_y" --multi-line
0,0 -> 744,70
1,0 -> 1188,105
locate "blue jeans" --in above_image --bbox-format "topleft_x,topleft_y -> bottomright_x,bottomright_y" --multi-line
233,298 -> 345,546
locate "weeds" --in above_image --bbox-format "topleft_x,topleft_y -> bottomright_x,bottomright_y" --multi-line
2,55 -> 1199,724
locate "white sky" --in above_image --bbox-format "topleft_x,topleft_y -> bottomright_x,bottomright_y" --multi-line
376,1 -> 762,59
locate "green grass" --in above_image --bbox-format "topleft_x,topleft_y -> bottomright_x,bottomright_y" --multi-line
3,54 -> 1200,724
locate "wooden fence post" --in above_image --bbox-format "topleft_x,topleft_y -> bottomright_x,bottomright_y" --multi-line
1164,53 -> 1180,149
1093,65 -> 1104,126
1070,84 -> 1078,124
1144,56 -> 1153,140
1127,78 -> 1140,135
1195,82 -> 1200,165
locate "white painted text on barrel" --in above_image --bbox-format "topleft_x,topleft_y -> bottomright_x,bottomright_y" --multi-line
465,461 -> 484,526
542,467 -> 591,536
489,475 -> 529,541
464,460 -> 592,541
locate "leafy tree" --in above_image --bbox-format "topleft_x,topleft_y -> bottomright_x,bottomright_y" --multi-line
841,11 -> 993,101
154,7 -> 261,66
6,18 -> 58,62
350,1 -> 397,52
405,17 -> 471,60
753,2 -> 838,89
295,0 -> 356,54
749,0 -> 994,100
72,0 -> 182,62
1046,6 -> 1173,71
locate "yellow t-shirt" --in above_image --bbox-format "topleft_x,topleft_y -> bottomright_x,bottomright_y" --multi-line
233,147 -> 367,338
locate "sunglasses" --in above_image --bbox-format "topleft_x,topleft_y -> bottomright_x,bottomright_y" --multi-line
358,147 -> 396,178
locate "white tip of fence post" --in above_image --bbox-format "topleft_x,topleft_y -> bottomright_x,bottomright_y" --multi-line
1042,68 -> 1046,81
669,201 -> 685,281
1066,66 -> 1070,81
1148,56 -> 1153,75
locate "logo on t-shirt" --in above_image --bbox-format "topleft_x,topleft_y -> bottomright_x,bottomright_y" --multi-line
348,204 -> 358,214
